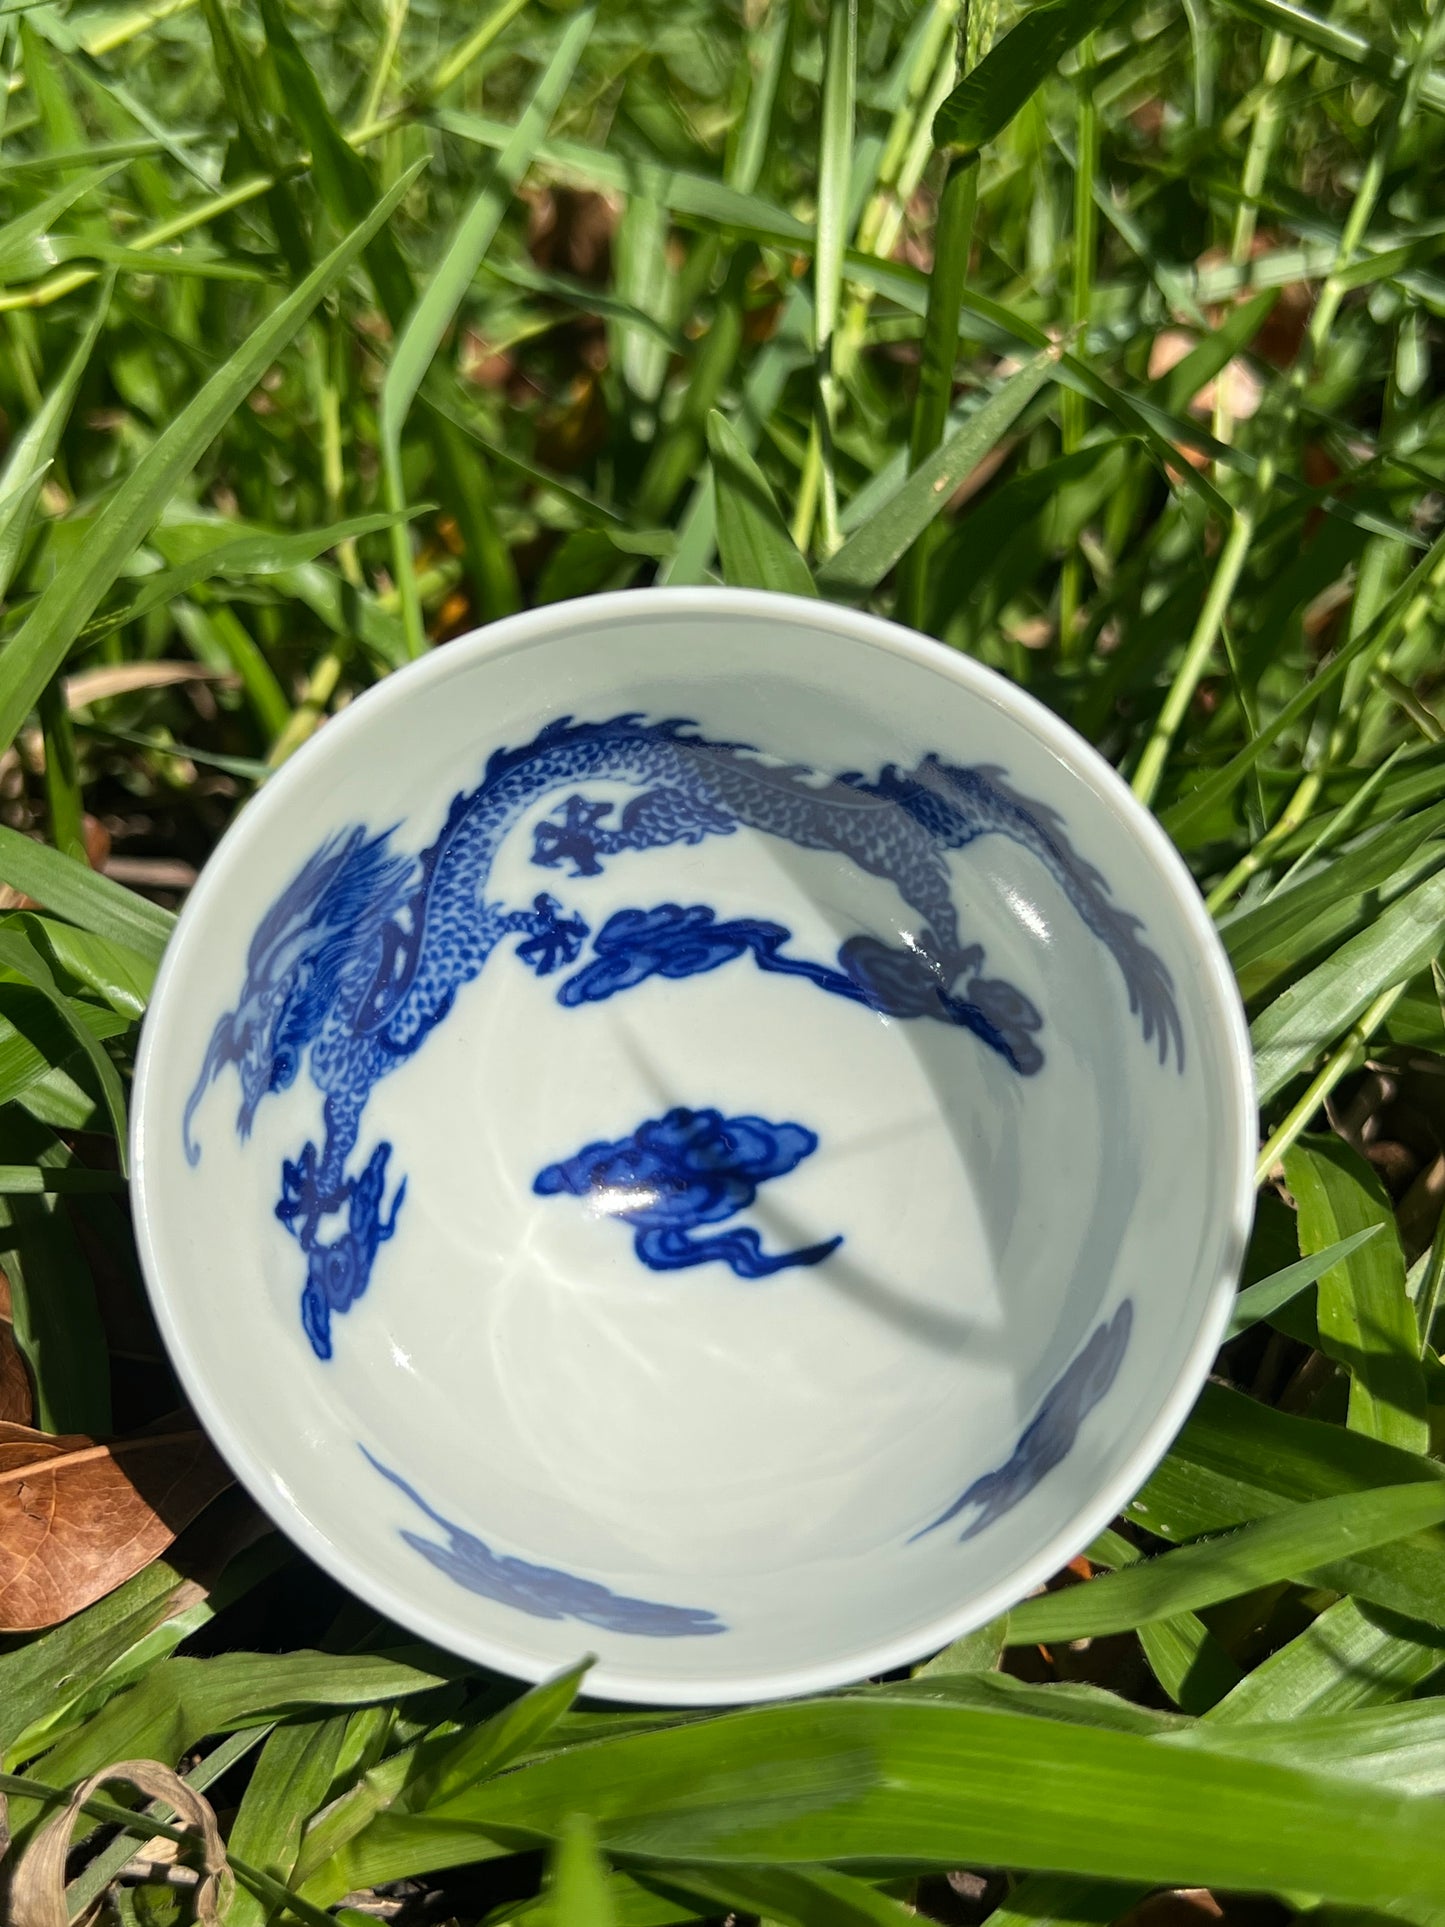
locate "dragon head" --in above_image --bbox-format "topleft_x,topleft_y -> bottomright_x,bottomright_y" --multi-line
183,827 -> 411,1165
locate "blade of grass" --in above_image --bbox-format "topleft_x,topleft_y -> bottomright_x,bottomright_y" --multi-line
1131,506 -> 1252,808
0,1165 -> 124,1193
895,0 -> 974,627
0,163 -> 423,753
1005,1482 -> 1445,1645
422,0 -> 532,103
317,1694 -> 1445,1906
1218,1596 -> 1445,1722
1251,865 -> 1445,1101
540,1814 -> 619,1927
396,1660 -> 591,1815
197,0 -> 311,279
359,0 -> 408,129
6,1648 -> 457,1843
819,346 -> 1057,592
0,927 -> 127,1157
1128,1383 -> 1445,1633
1137,1611 -> 1243,1716
81,511 -> 406,640
255,0 -> 516,625
662,1864 -> 916,1927
634,247 -> 755,526
0,274 -> 109,601
0,173 -> 112,265
227,1714 -> 350,1927
1285,1139 -> 1427,1452
1058,30 -> 1099,657
707,410 -> 817,597
1255,981 -> 1413,1182
932,0 -> 1138,156
1215,0 -> 1445,119
36,679 -> 83,860
1228,1227 -> 1382,1339
728,0 -> 795,196
988,1588 -> 1445,1927
0,824 -> 172,960
660,304 -> 809,587
1220,798 -> 1445,1002
1165,524 -> 1445,842
808,0 -> 856,559
381,8 -> 593,655
170,596 -> 290,744
612,195 -> 672,417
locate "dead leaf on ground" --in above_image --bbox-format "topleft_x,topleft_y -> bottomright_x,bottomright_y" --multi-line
102,856 -> 198,891
0,1417 -> 233,1631
9,1759 -> 232,1927
0,1323 -> 34,1425
1148,328 -> 1263,425
1196,232 -> 1314,367
459,327 -> 517,391
526,186 -> 620,283
83,813 -> 112,871
1118,1893 -> 1225,1927
1129,96 -> 1167,143
65,663 -> 236,709
534,373 -> 611,473
431,591 -> 473,642
946,436 -> 1015,513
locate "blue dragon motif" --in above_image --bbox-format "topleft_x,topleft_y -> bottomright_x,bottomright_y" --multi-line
186,714 -> 1181,1360
534,1104 -> 842,1278
912,1300 -> 1134,1543
362,1448 -> 726,1636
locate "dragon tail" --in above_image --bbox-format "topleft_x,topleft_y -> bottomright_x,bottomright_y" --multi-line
941,761 -> 1185,1071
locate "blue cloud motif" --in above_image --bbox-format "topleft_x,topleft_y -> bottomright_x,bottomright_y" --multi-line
533,1104 -> 843,1280
362,1448 -> 726,1637
913,1300 -> 1134,1543
555,903 -> 1044,1067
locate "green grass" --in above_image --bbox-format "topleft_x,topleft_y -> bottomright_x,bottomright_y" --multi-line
2,0 -> 1445,1918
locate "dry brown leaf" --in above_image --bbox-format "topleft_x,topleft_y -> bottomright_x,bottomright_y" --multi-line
102,856 -> 198,891
10,1759 -> 232,1927
0,1269 -> 32,1424
1146,328 -> 1262,425
0,1420 -> 234,1631
1118,1891 -> 1225,1927
526,185 -> 620,283
0,1323 -> 34,1425
65,662 -> 235,709
534,373 -> 610,473
82,814 -> 112,872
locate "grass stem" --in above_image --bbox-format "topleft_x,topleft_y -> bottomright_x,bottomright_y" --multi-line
1255,981 -> 1410,1185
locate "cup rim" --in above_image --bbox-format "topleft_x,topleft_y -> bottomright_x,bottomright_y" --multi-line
131,584 -> 1256,1705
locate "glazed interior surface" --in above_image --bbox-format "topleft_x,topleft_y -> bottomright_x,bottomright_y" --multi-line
137,602 -> 1245,1694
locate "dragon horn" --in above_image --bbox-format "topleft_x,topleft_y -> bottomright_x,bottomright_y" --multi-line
181,1013 -> 237,1167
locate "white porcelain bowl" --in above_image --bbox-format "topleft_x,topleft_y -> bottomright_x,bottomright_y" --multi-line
132,588 -> 1253,1705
